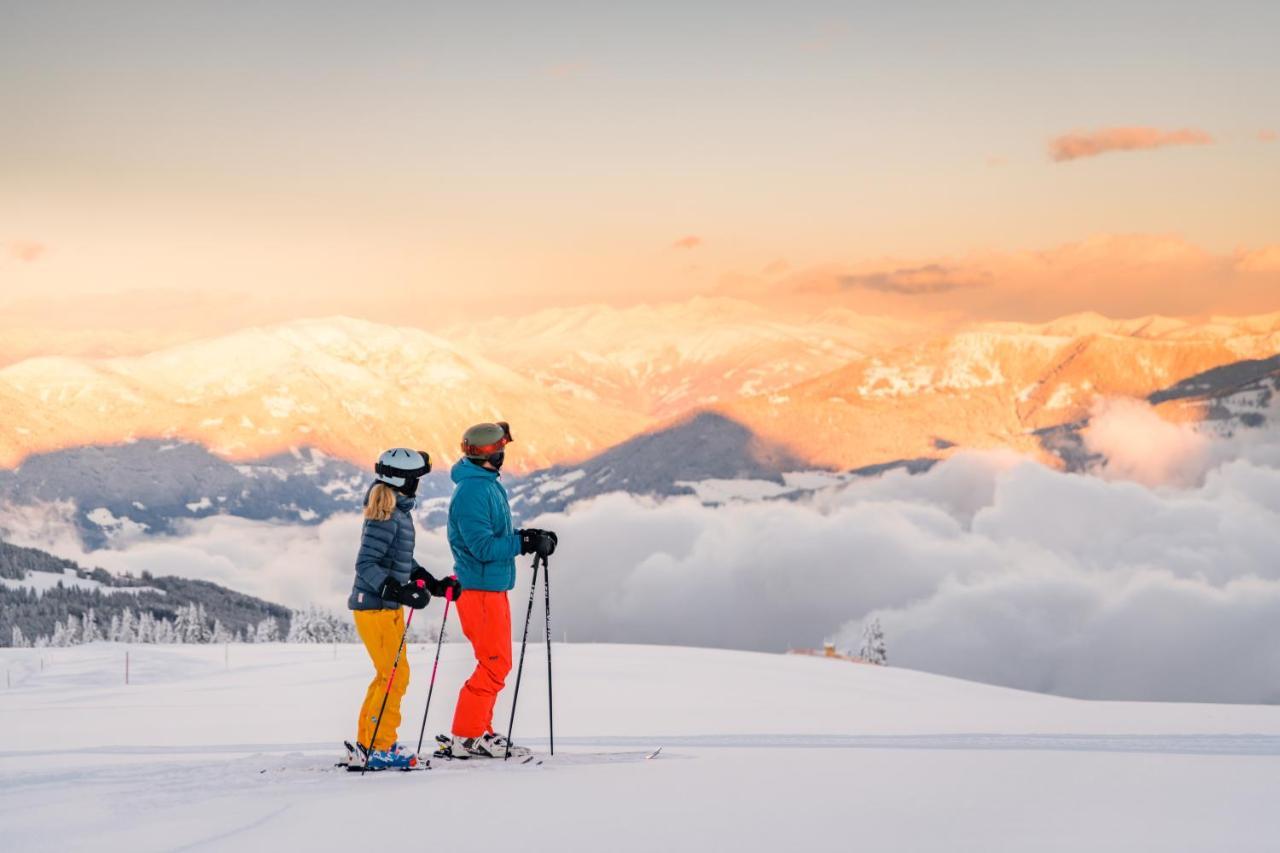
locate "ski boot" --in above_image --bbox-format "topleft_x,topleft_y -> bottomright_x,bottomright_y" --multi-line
362,742 -> 422,771
448,732 -> 531,759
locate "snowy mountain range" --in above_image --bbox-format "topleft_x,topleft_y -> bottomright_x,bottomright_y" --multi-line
1,303 -> 1277,541
0,442 -> 379,548
724,311 -> 1280,470
444,297 -> 923,419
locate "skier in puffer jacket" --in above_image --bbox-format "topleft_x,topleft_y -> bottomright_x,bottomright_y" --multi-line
446,422 -> 557,759
348,447 -> 461,770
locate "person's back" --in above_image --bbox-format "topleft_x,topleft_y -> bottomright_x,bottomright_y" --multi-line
447,455 -> 519,593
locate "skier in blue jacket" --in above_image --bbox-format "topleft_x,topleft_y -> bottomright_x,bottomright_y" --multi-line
447,422 -> 557,758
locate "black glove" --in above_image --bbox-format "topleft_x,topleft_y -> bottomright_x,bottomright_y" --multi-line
380,576 -> 430,609
518,528 -> 558,558
437,575 -> 463,601
412,567 -> 463,601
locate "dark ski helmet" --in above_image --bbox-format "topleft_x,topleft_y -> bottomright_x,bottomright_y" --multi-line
461,422 -> 512,469
374,448 -> 431,496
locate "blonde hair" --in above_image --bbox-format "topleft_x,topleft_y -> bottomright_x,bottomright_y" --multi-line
364,483 -> 397,521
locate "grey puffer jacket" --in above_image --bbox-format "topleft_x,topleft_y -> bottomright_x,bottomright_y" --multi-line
348,485 -> 420,611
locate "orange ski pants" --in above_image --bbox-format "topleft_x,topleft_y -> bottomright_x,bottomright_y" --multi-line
354,608 -> 410,751
451,590 -> 513,738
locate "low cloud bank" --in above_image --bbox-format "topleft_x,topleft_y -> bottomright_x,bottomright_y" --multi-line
11,411 -> 1280,702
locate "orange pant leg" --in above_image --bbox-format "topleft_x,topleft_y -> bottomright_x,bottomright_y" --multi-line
451,590 -> 513,738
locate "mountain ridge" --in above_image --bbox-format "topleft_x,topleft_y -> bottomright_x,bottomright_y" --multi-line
1,304 -> 1276,476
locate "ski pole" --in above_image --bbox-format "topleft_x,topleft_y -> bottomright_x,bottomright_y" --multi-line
362,579 -> 424,775
543,554 -> 554,756
414,584 -> 454,757
505,552 -> 542,760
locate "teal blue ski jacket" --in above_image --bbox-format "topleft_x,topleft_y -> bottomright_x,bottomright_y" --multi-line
447,458 -> 522,592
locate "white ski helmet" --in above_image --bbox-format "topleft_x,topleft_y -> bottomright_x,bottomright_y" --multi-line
374,448 -> 431,494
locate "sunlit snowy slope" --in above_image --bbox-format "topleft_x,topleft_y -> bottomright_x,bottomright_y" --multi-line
2,643 -> 1278,852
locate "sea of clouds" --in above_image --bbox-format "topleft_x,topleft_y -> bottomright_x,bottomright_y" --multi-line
9,399 -> 1280,703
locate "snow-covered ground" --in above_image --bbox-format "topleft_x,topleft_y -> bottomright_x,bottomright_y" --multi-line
2,642 -> 1278,851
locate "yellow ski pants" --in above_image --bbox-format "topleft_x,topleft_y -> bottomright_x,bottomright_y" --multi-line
354,608 -> 410,751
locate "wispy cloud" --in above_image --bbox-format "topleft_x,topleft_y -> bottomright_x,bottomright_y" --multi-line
718,233 -> 1278,320
672,235 -> 702,250
1049,126 -> 1213,162
838,264 -> 987,296
8,240 -> 47,263
1260,129 -> 1278,143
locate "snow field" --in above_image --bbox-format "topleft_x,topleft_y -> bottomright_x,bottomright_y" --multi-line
2,642 -> 1279,852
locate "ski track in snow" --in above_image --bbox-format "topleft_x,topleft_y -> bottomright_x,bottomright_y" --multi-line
6,732 -> 1280,760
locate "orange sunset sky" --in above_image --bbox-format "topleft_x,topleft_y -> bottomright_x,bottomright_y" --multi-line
1,1 -> 1278,345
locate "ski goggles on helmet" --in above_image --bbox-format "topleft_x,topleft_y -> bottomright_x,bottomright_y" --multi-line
461,422 -> 513,457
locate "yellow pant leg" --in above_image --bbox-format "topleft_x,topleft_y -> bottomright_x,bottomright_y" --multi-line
354,608 -> 410,751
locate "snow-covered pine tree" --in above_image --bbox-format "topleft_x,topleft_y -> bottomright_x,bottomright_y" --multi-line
286,607 -> 314,643
153,619 -> 176,644
119,608 -> 137,644
211,620 -> 233,644
135,611 -> 155,644
859,617 -> 887,666
50,620 -> 69,647
287,606 -> 351,643
82,608 -> 102,643
172,606 -> 192,642
107,613 -> 121,642
10,625 -> 28,648
193,604 -> 212,643
255,617 -> 280,643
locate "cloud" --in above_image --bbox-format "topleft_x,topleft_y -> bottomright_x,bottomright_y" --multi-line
1049,127 -> 1213,162
836,264 -> 988,296
8,240 -> 46,263
1260,130 -> 1277,143
13,412 -> 1280,703
672,235 -> 702,250
1082,398 -> 1209,487
1235,245 -> 1280,274
716,233 -> 1280,321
